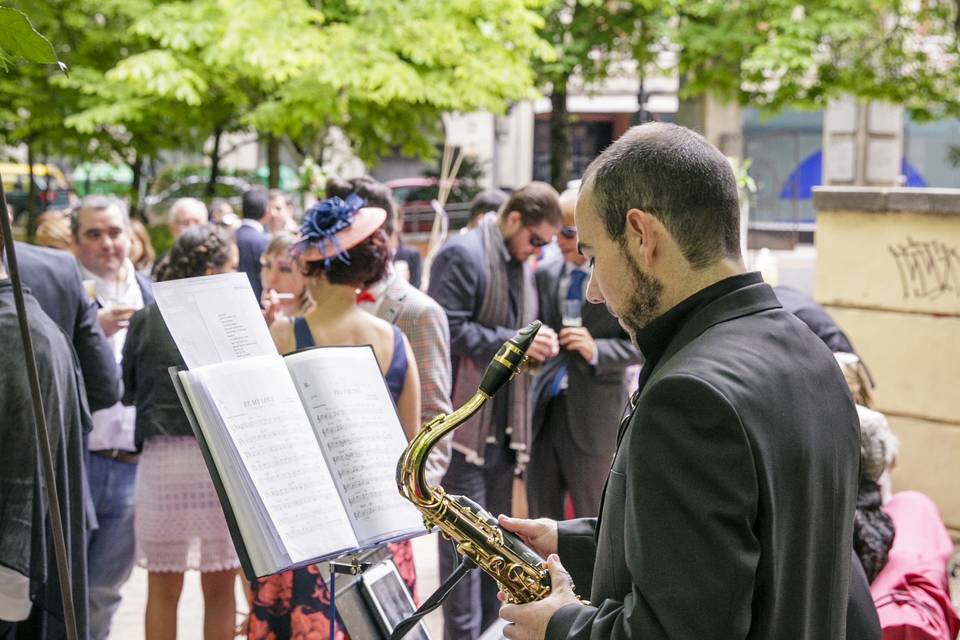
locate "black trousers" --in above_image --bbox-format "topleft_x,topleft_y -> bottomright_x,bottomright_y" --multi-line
527,394 -> 612,520
438,445 -> 515,640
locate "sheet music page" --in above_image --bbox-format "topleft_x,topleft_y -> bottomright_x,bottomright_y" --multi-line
154,272 -> 276,368
284,346 -> 423,545
190,355 -> 358,564
178,370 -> 272,576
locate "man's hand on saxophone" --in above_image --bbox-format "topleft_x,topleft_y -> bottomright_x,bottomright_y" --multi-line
497,515 -> 558,559
498,554 -> 584,640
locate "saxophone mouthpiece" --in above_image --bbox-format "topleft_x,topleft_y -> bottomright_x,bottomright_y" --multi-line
479,320 -> 541,397
514,320 -> 541,354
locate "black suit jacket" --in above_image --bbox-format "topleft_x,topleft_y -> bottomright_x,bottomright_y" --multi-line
235,222 -> 269,303
549,281 -> 860,639
532,259 -> 641,454
13,242 -> 118,412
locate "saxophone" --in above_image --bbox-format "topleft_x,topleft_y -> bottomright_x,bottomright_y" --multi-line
396,320 -> 551,604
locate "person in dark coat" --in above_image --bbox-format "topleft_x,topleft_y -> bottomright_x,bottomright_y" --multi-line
235,187 -> 272,304
13,241 -> 118,412
774,285 -> 857,353
0,234 -> 90,640
527,189 -> 642,520
428,183 -> 563,639
498,123 -> 861,640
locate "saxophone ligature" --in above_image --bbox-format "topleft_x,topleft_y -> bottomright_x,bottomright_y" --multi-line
396,320 -> 552,605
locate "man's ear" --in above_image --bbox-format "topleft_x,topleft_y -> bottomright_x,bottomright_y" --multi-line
501,210 -> 522,236
625,208 -> 658,267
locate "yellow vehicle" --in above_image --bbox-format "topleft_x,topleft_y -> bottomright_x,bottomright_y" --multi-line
0,162 -> 72,220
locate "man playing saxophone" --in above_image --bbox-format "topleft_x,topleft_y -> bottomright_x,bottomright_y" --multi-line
496,123 -> 861,640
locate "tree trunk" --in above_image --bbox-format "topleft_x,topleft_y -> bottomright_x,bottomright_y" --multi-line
129,154 -> 144,219
267,135 -> 280,189
549,77 -> 571,192
26,140 -> 37,239
207,126 -> 223,198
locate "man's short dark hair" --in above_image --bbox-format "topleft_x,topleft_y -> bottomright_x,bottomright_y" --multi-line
71,194 -> 129,237
500,182 -> 563,228
349,178 -> 398,238
325,176 -> 354,200
469,189 -> 508,220
582,122 -> 741,268
241,187 -> 269,221
324,176 -> 398,237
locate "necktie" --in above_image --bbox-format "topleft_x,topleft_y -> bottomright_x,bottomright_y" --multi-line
566,268 -> 587,302
549,269 -> 589,398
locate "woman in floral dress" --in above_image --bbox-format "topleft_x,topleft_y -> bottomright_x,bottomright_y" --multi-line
248,194 -> 420,640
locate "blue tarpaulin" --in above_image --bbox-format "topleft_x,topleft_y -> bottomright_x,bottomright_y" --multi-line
779,150 -> 927,200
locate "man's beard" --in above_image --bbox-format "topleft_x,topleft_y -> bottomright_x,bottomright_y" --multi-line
619,247 -> 663,346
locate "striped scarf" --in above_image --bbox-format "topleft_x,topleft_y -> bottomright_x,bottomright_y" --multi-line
451,216 -> 538,470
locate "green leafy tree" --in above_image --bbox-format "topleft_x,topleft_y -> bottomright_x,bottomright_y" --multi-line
0,3 -> 70,232
534,0 -> 671,190
0,1 -> 194,216
673,0 -> 960,120
69,0 -> 551,191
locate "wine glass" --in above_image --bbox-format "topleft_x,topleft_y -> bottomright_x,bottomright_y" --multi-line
562,299 -> 583,328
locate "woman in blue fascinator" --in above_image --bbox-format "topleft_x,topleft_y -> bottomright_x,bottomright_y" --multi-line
248,194 -> 421,640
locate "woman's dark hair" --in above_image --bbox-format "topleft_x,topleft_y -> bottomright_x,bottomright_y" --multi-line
852,478 -> 895,583
156,225 -> 234,282
302,228 -> 389,289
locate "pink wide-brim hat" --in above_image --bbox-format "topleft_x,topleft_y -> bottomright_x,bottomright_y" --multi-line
297,206 -> 387,262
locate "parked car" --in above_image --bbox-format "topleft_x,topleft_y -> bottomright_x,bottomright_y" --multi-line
386,177 -> 471,233
144,175 -> 253,225
1,162 -> 72,222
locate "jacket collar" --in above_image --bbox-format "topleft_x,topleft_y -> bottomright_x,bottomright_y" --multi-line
647,279 -> 782,387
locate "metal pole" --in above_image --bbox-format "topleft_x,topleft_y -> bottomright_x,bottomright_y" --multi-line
0,173 -> 78,640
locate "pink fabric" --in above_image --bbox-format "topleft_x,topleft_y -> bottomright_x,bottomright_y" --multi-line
870,491 -> 959,640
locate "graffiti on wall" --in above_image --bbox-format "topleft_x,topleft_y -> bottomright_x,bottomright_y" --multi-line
889,237 -> 960,300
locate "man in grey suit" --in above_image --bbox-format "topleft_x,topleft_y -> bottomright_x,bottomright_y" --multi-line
498,123 -> 860,639
528,189 -> 641,520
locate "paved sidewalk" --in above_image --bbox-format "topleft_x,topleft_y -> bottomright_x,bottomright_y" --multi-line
109,533 -> 444,639
105,533 -> 960,638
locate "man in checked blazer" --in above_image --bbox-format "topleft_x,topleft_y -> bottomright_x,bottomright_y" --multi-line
528,190 -> 641,520
345,177 -> 455,485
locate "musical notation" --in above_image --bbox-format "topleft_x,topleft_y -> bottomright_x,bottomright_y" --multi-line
195,355 -> 357,563
285,347 -> 424,542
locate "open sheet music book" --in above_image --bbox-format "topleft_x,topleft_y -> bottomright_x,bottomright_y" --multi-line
156,273 -> 424,579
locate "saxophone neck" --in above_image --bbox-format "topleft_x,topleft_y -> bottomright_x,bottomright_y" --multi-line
399,391 -> 489,503
397,320 -> 542,506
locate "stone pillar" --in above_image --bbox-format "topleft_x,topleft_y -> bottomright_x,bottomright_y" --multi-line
813,186 -> 960,535
822,96 -> 903,186
675,93 -> 743,161
676,92 -> 746,257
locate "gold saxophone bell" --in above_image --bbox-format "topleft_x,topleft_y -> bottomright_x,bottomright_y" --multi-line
395,321 -> 554,604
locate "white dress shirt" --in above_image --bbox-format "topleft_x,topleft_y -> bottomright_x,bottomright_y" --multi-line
80,259 -> 143,452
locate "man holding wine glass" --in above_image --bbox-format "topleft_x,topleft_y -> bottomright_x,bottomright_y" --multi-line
72,195 -> 155,639
527,188 -> 642,522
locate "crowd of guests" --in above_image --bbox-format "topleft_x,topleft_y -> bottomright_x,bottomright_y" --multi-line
2,166 -> 957,640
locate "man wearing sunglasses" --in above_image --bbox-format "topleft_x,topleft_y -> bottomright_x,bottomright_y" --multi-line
526,189 -> 642,524
428,181 -> 563,639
